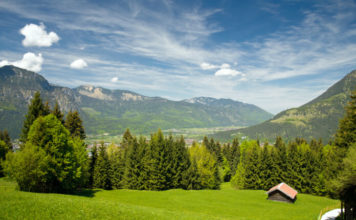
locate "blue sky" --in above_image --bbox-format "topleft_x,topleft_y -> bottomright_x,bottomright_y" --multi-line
0,0 -> 356,114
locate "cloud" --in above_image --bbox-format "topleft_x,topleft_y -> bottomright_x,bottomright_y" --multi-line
20,23 -> 59,47
70,59 -> 88,69
0,52 -> 43,72
2,0 -> 356,113
260,2 -> 280,15
111,77 -> 119,82
201,62 -> 242,77
200,62 -> 219,70
220,63 -> 230,69
215,68 -> 241,76
0,60 -> 10,67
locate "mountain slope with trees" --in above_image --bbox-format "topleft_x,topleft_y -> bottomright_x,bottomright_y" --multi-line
0,65 -> 272,138
212,69 -> 356,143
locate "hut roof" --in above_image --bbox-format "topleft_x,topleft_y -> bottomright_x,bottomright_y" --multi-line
267,182 -> 298,200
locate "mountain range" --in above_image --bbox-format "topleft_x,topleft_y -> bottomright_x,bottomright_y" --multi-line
0,65 -> 273,138
211,69 -> 356,143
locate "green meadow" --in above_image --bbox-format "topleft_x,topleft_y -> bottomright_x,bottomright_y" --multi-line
0,178 -> 338,220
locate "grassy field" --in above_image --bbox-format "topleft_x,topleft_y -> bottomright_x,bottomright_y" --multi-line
0,178 -> 338,220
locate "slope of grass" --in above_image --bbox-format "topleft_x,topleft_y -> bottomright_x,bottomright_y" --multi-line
0,178 -> 338,220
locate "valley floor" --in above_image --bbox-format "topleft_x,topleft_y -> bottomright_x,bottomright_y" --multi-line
0,178 -> 338,220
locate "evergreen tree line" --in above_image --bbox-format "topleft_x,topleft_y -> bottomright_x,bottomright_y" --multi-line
229,137 -> 342,196
90,129 -> 220,190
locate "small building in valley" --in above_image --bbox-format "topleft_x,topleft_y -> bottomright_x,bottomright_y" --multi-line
267,182 -> 298,203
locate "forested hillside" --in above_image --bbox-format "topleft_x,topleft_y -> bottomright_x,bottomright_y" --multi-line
212,70 -> 356,143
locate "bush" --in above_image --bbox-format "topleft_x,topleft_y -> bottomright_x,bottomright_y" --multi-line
4,114 -> 88,193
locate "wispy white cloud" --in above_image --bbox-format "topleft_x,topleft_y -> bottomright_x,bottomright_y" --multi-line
215,68 -> 241,77
0,52 -> 43,72
0,0 -> 355,114
70,59 -> 87,69
200,62 -> 219,70
111,77 -> 118,82
20,23 -> 59,47
260,2 -> 280,15
240,0 -> 356,82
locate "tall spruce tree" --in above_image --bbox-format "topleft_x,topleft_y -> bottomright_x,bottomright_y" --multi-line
171,136 -> 190,188
51,102 -> 64,124
273,136 -> 287,184
110,144 -> 126,189
335,90 -> 356,149
147,129 -> 171,190
243,144 -> 261,189
230,138 -> 240,176
65,110 -> 86,140
182,160 -> 202,190
20,92 -> 48,143
88,144 -> 98,187
259,144 -> 273,190
93,142 -> 112,189
123,137 -> 143,189
286,142 -> 303,191
43,101 -> 51,115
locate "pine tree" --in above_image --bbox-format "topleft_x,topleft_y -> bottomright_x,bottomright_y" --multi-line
0,130 -> 12,152
171,136 -> 190,188
182,160 -> 202,190
110,147 -> 126,189
335,90 -> 356,149
43,101 -> 51,116
0,140 -> 8,177
93,142 -> 111,189
88,144 -> 98,187
231,162 -> 246,189
122,128 -> 133,147
230,138 -> 240,175
273,136 -> 287,184
65,110 -> 86,140
259,144 -> 273,190
147,129 -> 170,190
243,144 -> 261,189
203,136 -> 210,151
286,142 -> 303,191
20,92 -> 48,143
51,102 -> 64,124
123,137 -> 143,189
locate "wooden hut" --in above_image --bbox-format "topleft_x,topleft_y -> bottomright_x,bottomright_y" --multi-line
267,182 -> 298,203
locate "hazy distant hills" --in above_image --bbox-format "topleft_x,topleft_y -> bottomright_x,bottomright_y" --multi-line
0,65 -> 272,138
212,69 -> 356,143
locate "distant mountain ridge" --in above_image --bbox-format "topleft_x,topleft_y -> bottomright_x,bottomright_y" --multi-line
212,69 -> 356,143
0,65 -> 273,138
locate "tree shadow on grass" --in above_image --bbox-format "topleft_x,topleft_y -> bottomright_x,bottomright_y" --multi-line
73,188 -> 101,198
